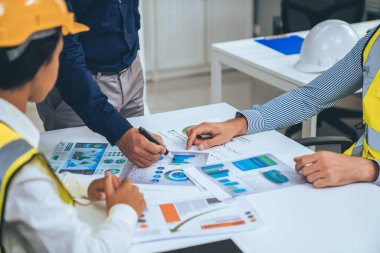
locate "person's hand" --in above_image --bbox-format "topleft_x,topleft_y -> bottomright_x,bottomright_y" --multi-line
186,117 -> 248,150
87,175 -> 121,200
117,128 -> 166,167
294,151 -> 379,188
104,172 -> 146,217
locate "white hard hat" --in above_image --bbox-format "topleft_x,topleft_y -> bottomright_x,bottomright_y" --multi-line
295,20 -> 359,73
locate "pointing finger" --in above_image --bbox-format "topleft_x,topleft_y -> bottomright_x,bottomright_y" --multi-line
199,135 -> 224,150
186,125 -> 212,149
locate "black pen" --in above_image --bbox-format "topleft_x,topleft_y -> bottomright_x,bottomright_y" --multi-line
138,127 -> 173,158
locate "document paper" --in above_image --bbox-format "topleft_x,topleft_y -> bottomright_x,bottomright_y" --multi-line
123,151 -> 209,186
49,142 -> 128,177
49,142 -> 209,187
159,123 -> 272,165
133,196 -> 263,243
185,153 -> 307,200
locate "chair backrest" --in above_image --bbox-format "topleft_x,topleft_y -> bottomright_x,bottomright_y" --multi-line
281,0 -> 365,33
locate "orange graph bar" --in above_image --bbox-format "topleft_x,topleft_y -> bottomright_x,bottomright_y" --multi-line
159,203 -> 181,223
201,220 -> 246,230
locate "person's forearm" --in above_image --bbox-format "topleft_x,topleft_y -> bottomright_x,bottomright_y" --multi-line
227,117 -> 248,136
57,16 -> 133,144
353,158 -> 380,183
238,27 -> 376,135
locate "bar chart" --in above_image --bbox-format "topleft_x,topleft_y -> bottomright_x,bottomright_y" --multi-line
200,164 -> 248,194
232,155 -> 277,171
186,153 -> 307,198
172,154 -> 196,165
169,152 -> 209,166
201,164 -> 229,178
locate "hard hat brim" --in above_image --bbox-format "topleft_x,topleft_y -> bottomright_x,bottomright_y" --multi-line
294,60 -> 330,74
62,21 -> 90,36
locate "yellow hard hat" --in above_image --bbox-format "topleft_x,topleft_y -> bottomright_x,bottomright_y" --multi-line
0,0 -> 89,47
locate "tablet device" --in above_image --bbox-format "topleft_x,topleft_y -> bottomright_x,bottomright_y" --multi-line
159,239 -> 243,253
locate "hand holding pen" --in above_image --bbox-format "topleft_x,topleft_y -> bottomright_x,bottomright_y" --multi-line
138,127 -> 173,158
116,128 -> 168,168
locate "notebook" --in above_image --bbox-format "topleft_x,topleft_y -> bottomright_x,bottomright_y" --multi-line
255,35 -> 304,55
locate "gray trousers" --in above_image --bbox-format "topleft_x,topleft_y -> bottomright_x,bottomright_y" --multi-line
37,55 -> 144,131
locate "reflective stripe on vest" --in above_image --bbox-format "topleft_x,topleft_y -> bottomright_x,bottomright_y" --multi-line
0,122 -> 73,253
344,26 -> 380,160
0,139 -> 32,190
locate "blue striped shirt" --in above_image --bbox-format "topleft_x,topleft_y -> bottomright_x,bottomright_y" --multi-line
238,26 -> 380,184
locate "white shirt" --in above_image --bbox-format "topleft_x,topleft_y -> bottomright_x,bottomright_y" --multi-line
0,99 -> 138,253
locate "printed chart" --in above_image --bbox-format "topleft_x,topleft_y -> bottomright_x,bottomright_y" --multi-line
124,151 -> 209,186
159,127 -> 266,164
49,142 -> 128,177
185,153 -> 306,200
156,151 -> 209,166
126,165 -> 194,186
133,197 -> 263,243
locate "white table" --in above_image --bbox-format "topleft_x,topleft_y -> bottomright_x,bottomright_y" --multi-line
40,103 -> 380,253
211,20 -> 380,138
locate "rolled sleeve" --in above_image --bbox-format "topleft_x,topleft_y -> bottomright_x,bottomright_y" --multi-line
236,105 -> 265,135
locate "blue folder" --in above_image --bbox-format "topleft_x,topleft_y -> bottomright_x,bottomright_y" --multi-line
255,35 -> 304,55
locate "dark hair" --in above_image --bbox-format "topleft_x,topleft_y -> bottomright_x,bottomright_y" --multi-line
0,29 -> 61,90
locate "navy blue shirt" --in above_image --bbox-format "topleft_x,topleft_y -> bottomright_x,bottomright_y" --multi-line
56,0 -> 140,144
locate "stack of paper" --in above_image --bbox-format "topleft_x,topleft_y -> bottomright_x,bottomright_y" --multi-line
49,120 -> 307,243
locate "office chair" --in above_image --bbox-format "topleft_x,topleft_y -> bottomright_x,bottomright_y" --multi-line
294,136 -> 353,153
273,0 -> 365,35
272,0 -> 365,141
364,0 -> 380,21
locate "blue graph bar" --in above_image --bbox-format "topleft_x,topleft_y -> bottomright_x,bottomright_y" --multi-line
174,154 -> 195,158
209,170 -> 229,178
224,182 -> 239,187
201,164 -> 224,171
172,154 -> 196,164
233,159 -> 260,171
250,157 -> 267,168
233,188 -> 247,193
219,179 -> 230,183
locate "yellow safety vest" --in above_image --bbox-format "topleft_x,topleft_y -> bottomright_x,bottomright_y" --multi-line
0,122 -> 73,253
344,27 -> 380,160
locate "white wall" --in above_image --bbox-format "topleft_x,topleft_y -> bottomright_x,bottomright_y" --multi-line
142,0 -> 253,81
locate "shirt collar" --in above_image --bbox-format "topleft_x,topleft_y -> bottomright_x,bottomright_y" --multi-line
0,98 -> 40,148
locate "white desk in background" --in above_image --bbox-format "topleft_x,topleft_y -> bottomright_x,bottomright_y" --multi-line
40,103 -> 380,253
211,20 -> 380,138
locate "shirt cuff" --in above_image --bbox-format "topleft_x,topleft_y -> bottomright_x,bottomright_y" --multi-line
57,172 -> 102,199
372,160 -> 380,186
105,115 -> 133,145
236,105 -> 265,135
109,204 -> 138,228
